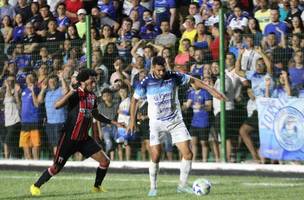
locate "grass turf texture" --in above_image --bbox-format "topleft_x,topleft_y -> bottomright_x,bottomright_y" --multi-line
0,170 -> 304,200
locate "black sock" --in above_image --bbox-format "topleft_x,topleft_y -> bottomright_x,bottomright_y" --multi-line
34,169 -> 53,188
94,167 -> 108,188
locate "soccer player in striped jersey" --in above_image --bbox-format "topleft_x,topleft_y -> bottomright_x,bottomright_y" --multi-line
30,69 -> 123,196
127,56 -> 227,196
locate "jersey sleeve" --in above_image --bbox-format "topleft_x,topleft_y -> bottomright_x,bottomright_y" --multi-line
133,79 -> 147,100
172,71 -> 190,86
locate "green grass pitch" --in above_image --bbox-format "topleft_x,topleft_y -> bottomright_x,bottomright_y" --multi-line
0,170 -> 304,200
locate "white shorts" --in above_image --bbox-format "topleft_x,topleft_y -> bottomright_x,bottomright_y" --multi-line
149,118 -> 191,146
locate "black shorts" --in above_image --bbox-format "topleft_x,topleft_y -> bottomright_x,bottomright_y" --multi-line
138,120 -> 150,140
5,122 -> 21,145
214,110 -> 238,139
54,134 -> 102,167
189,127 -> 210,141
244,110 -> 259,131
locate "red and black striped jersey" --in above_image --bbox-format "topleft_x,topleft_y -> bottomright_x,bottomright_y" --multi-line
65,88 -> 97,141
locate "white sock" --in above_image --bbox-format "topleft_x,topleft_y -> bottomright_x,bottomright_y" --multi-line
179,159 -> 192,187
149,161 -> 159,190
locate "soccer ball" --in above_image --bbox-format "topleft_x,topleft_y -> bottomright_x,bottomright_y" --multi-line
192,178 -> 212,196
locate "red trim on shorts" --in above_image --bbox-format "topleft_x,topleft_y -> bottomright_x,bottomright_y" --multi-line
54,133 -> 66,162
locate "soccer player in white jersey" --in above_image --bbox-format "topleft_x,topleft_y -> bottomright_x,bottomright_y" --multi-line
127,56 -> 227,197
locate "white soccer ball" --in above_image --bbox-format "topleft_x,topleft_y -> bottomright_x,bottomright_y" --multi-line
192,178 -> 212,196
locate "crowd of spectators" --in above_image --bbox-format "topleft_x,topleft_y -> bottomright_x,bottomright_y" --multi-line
0,0 -> 304,163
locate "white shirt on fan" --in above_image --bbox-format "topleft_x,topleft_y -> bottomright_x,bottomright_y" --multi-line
4,91 -> 20,127
213,75 -> 235,116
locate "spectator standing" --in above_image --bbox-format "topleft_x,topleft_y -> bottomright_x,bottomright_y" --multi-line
37,73 -> 69,155
183,79 -> 212,162
98,88 -> 119,160
137,99 -> 150,160
19,73 -> 42,160
236,47 -> 273,163
116,85 -> 131,160
3,75 -> 21,158
212,62 -> 236,162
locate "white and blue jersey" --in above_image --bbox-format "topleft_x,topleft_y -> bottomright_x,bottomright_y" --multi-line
134,71 -> 190,121
56,16 -> 70,28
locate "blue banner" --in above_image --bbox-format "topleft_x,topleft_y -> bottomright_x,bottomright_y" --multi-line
257,97 -> 304,160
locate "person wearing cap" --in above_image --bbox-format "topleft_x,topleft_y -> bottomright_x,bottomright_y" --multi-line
178,15 -> 197,53
75,8 -> 87,39
30,68 -> 124,196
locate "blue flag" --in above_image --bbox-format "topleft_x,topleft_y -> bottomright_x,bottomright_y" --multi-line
257,97 -> 304,160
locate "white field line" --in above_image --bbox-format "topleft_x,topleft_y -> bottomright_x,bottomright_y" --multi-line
242,182 -> 304,187
0,175 -> 302,187
2,160 -> 304,173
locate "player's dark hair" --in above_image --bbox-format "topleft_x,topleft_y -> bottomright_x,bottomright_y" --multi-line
76,69 -> 97,82
152,56 -> 166,66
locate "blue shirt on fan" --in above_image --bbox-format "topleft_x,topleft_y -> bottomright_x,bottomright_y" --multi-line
21,87 -> 40,123
187,88 -> 211,128
154,0 -> 176,26
98,0 -> 116,20
56,16 -> 71,28
288,67 -> 304,88
264,21 -> 289,43
45,87 -> 67,124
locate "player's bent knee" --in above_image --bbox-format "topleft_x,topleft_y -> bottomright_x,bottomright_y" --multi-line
48,164 -> 63,176
183,152 -> 193,160
99,160 -> 110,169
151,155 -> 161,163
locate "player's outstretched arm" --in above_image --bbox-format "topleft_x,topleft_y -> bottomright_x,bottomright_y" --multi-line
92,109 -> 124,127
127,97 -> 139,134
189,76 -> 228,101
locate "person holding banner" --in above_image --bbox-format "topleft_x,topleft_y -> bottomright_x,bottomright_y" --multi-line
235,45 -> 273,163
265,70 -> 291,98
